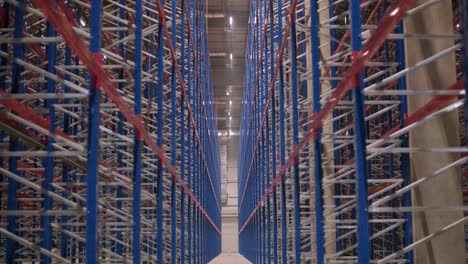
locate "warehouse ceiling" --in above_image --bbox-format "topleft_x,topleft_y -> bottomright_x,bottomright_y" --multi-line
206,0 -> 249,136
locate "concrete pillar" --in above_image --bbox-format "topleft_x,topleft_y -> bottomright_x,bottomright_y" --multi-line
404,1 -> 465,263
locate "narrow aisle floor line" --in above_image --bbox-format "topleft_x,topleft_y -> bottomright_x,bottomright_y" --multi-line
209,253 -> 252,264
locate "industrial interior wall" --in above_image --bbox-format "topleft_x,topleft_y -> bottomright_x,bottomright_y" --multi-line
405,0 -> 465,263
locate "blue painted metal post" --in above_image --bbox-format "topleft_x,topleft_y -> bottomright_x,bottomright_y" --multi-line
259,3 -> 266,262
194,3 -> 200,262
180,1 -> 187,262
0,2 -> 7,188
170,0 -> 178,262
263,2 -> 272,262
461,0 -> 468,144
350,0 -> 370,262
187,7 -> 193,260
187,2 -> 194,262
309,1 -> 325,263
0,2 -> 8,91
6,2 -> 25,262
132,0 -> 143,261
156,1 -> 165,262
86,0 -> 103,262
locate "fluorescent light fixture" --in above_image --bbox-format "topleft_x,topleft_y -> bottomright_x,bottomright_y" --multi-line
230,53 -> 233,60
229,16 -> 233,26
230,116 -> 232,120
229,100 -> 232,105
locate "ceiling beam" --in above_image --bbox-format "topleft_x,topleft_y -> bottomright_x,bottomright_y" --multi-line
209,52 -> 226,57
206,12 -> 225,18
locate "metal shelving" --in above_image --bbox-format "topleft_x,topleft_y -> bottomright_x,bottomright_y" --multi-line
0,0 -> 221,263
239,0 -> 468,263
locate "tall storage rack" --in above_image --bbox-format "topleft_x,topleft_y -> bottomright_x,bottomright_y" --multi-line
0,0 -> 222,262
239,0 -> 468,263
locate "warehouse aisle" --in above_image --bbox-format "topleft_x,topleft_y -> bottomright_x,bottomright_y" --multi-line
209,253 -> 251,264
1,0 -> 468,263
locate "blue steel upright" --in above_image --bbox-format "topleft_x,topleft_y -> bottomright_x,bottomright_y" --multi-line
310,0 -> 325,263
350,0 -> 370,262
86,0 -> 102,262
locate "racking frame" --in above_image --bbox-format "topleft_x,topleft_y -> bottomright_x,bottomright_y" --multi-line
239,0 -> 468,263
0,0 -> 222,263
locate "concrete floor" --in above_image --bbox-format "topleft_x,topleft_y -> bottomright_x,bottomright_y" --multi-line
212,137 -> 249,263
209,253 -> 251,264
